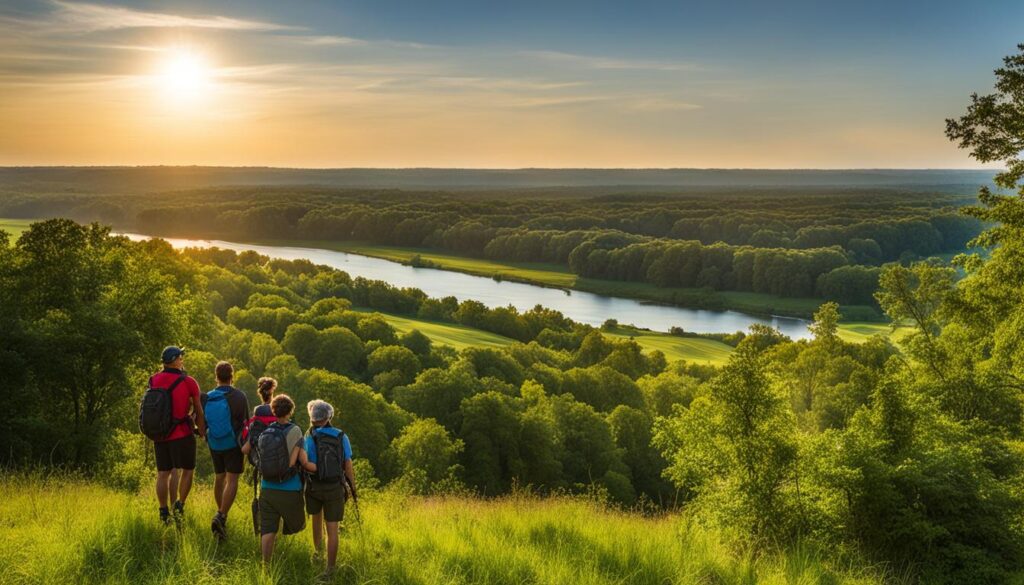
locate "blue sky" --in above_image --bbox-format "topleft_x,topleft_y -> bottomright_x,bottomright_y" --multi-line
0,0 -> 1020,167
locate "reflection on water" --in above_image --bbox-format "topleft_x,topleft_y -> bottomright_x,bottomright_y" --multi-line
124,234 -> 811,339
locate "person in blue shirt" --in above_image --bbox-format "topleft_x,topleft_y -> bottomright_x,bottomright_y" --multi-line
200,361 -> 249,541
240,394 -> 315,564
304,399 -> 357,576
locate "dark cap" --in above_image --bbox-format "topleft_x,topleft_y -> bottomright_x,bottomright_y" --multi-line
161,346 -> 185,364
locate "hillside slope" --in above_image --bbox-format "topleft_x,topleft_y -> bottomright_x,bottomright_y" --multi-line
0,476 -> 890,585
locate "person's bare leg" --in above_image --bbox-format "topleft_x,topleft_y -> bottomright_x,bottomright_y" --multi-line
156,471 -> 172,507
219,473 -> 239,515
213,473 -> 225,509
168,469 -> 180,505
326,521 -> 339,570
312,512 -> 324,554
178,469 -> 194,503
261,533 -> 276,563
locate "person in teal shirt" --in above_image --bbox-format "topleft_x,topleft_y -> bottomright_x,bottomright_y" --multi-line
304,399 -> 357,576
241,394 -> 315,564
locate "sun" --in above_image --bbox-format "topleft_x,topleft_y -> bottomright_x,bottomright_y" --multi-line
156,47 -> 212,101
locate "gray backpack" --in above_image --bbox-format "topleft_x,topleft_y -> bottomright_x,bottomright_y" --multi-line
256,422 -> 296,482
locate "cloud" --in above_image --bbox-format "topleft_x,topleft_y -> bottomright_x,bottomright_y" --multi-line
48,0 -> 303,32
294,35 -> 366,46
520,50 -> 700,72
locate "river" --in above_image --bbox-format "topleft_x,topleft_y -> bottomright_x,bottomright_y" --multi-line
124,234 -> 812,339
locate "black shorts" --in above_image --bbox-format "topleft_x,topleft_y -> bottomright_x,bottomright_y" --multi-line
305,482 -> 345,522
154,434 -> 196,472
210,447 -> 244,474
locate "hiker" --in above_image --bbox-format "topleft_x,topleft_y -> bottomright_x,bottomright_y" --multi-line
304,399 -> 357,575
255,377 -> 277,416
201,361 -> 249,540
139,346 -> 206,525
240,394 -> 315,563
240,377 -> 278,451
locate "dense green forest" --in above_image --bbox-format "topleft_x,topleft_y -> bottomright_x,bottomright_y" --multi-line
0,186 -> 984,313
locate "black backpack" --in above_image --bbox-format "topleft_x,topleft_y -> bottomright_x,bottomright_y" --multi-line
257,422 -> 297,482
245,414 -> 277,466
311,427 -> 346,484
138,374 -> 187,441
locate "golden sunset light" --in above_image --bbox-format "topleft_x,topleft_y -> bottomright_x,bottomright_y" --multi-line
5,2 -> 1024,583
155,47 -> 212,103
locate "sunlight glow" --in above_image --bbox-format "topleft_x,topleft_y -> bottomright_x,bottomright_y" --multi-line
156,47 -> 212,102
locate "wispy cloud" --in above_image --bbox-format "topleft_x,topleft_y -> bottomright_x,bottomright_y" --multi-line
521,50 -> 700,72
294,35 -> 366,47
48,0 -> 303,32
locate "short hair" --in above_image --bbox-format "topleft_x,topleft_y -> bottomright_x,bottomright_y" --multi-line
271,394 -> 295,418
215,361 -> 234,384
307,399 -> 334,423
257,377 -> 278,404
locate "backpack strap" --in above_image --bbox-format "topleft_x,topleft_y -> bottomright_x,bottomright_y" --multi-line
166,374 -> 190,427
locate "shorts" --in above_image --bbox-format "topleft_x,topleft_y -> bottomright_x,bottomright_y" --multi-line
154,434 -> 196,472
210,447 -> 244,474
305,482 -> 346,522
260,488 -> 306,536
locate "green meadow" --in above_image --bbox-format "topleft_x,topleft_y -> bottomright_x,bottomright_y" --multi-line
0,218 -> 32,241
362,311 -> 896,366
359,310 -> 737,365
354,310 -> 518,351
0,475 -> 894,585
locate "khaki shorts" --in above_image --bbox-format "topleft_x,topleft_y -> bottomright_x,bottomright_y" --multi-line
260,488 -> 306,535
305,482 -> 345,522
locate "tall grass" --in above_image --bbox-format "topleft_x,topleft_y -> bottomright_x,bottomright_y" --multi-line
0,474 -> 896,584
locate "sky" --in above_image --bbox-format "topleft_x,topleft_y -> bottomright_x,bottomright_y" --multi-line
0,0 -> 1021,168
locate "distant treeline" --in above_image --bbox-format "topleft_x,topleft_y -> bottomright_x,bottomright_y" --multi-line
0,188 -> 984,308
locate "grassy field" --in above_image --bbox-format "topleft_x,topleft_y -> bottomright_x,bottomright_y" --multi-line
355,310 -> 518,351
364,309 -> 900,366
0,475 -> 894,585
602,325 -> 734,365
356,309 -> 737,365
0,218 -> 32,241
835,322 -> 913,344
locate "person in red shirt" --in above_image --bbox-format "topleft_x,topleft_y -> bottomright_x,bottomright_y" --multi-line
152,346 -> 206,525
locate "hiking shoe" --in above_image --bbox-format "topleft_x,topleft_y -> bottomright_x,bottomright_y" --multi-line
211,512 -> 227,541
172,501 -> 185,528
159,507 -> 171,526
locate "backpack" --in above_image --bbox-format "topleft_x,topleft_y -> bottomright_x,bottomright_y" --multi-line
139,374 -> 187,441
244,413 -> 278,466
205,388 -> 237,452
256,422 -> 296,482
311,427 -> 346,484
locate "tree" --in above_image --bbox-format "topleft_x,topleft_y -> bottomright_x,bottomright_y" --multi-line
654,338 -> 798,544
0,220 -> 210,465
387,418 -> 463,493
946,43 -> 1024,195
808,302 -> 840,349
367,345 -> 421,395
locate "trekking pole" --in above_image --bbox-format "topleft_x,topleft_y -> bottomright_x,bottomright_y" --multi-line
345,476 -> 369,557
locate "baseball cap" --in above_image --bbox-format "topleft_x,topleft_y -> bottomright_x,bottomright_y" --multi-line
161,346 -> 185,364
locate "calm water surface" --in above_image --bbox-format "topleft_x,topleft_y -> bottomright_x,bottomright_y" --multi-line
125,234 -> 811,339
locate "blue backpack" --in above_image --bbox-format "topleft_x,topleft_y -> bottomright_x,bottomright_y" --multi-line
205,388 -> 237,452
